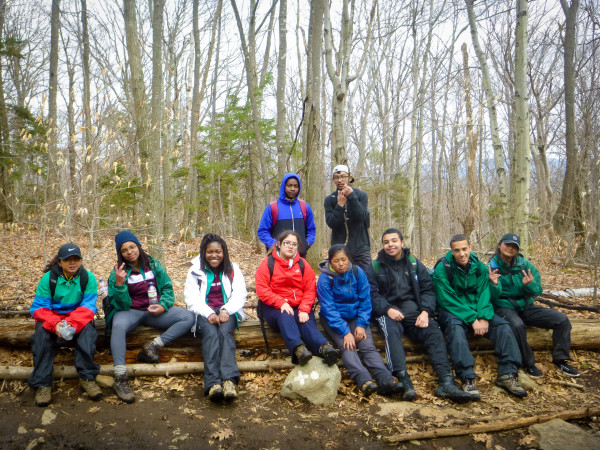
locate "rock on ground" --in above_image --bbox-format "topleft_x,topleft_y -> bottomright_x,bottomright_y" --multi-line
529,418 -> 600,450
280,357 -> 341,405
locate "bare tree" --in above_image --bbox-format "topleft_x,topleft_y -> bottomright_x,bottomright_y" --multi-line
276,0 -> 287,178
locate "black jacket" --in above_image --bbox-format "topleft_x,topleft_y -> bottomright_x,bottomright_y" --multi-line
324,187 -> 370,256
366,248 -> 436,317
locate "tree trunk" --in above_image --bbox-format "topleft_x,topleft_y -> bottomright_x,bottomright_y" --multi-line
511,0 -> 531,254
0,0 -> 13,222
465,0 -> 509,230
276,0 -> 287,178
461,43 -> 479,238
47,0 -> 61,203
553,0 -> 580,238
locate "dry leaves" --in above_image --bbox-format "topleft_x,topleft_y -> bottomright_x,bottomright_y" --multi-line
210,428 -> 234,442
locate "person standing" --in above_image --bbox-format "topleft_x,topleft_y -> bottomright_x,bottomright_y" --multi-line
432,234 -> 527,399
489,233 -> 580,378
29,244 -> 101,406
324,165 -> 371,270
257,173 -> 316,257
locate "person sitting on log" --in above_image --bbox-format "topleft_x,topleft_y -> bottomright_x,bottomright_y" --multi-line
366,229 -> 473,403
107,231 -> 195,403
255,230 -> 339,366
488,233 -> 580,378
317,244 -> 402,397
432,233 -> 527,400
29,244 -> 101,407
184,233 -> 247,402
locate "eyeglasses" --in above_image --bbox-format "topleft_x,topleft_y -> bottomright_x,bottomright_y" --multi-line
281,241 -> 298,248
333,175 -> 349,181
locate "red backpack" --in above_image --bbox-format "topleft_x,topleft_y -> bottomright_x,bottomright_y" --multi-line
269,199 -> 308,225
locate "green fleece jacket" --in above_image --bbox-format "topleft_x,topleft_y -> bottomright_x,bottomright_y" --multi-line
488,253 -> 542,311
432,250 -> 494,326
106,257 -> 174,327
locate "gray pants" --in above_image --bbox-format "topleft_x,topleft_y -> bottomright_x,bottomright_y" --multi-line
196,315 -> 239,395
111,306 -> 195,366
320,317 -> 394,388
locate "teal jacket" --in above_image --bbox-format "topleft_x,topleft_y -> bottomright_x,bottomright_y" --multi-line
106,257 -> 174,326
432,250 -> 494,326
489,253 -> 542,311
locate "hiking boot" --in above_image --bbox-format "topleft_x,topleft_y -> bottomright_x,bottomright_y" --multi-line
137,341 -> 160,364
496,373 -> 527,398
113,374 -> 135,403
553,360 -> 580,377
35,386 -> 52,407
79,378 -> 102,400
223,380 -> 238,402
377,379 -> 403,396
435,376 -> 475,403
208,384 -> 224,402
294,344 -> 312,366
461,378 -> 481,400
360,381 -> 379,397
525,365 -> 542,378
319,343 -> 339,366
394,371 -> 417,401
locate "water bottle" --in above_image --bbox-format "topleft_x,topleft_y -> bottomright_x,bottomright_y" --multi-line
148,282 -> 158,306
58,320 -> 76,340
98,278 -> 108,299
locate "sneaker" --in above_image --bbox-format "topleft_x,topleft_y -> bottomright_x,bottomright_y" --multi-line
79,378 -> 102,400
137,341 -> 160,364
461,378 -> 481,401
394,372 -> 417,401
113,374 -> 135,403
319,343 -> 339,366
294,344 -> 313,366
208,384 -> 224,402
35,386 -> 52,407
435,376 -> 475,403
222,380 -> 238,402
377,379 -> 403,396
360,381 -> 379,397
496,373 -> 527,398
553,360 -> 580,377
525,365 -> 542,378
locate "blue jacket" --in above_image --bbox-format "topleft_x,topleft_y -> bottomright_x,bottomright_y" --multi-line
317,260 -> 372,338
257,173 -> 316,253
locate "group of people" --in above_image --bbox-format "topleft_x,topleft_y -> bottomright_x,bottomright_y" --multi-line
28,165 -> 579,407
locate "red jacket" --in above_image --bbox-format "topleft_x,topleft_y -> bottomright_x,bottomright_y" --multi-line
255,251 -> 317,313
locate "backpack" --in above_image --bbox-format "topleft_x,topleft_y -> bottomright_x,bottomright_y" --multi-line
433,256 -> 481,284
269,199 -> 308,226
50,269 -> 88,299
257,254 -> 305,355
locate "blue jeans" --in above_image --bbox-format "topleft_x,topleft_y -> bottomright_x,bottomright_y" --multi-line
437,310 -> 521,380
196,315 -> 239,395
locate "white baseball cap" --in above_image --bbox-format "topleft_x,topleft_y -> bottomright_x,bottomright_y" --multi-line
332,165 -> 354,183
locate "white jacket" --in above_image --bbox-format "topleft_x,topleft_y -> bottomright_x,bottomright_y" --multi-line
184,256 -> 247,321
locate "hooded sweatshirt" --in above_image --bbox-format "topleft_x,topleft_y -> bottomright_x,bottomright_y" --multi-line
367,248 -> 436,318
255,250 -> 316,313
324,186 -> 370,257
488,252 -> 542,311
317,260 -> 371,338
432,250 -> 494,326
257,173 -> 316,252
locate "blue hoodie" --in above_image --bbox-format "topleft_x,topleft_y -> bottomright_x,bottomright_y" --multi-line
317,260 -> 372,338
257,173 -> 316,253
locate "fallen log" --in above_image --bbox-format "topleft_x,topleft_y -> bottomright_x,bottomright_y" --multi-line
384,406 -> 600,443
536,297 -> 599,313
1,318 -> 599,352
0,360 -> 296,380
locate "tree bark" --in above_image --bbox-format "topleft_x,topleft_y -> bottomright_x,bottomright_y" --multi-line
276,0 -> 287,178
553,0 -> 580,238
47,0 -> 61,202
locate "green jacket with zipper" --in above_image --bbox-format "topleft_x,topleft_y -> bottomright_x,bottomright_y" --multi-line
488,253 -> 542,311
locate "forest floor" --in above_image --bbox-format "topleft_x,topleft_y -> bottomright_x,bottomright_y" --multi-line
0,228 -> 599,449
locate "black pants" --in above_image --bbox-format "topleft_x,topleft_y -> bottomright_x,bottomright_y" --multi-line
495,305 -> 572,367
349,249 -> 373,272
28,321 -> 100,388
